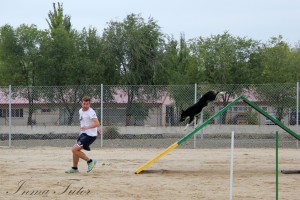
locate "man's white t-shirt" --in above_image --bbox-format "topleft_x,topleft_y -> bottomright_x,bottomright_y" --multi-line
79,107 -> 98,137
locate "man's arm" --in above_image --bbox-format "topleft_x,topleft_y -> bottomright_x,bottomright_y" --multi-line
80,118 -> 100,131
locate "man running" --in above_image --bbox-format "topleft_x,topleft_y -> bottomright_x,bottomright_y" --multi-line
65,96 -> 100,173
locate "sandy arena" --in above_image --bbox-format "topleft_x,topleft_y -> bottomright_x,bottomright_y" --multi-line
0,147 -> 299,200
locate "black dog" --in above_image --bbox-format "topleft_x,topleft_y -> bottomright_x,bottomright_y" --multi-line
180,91 -> 225,130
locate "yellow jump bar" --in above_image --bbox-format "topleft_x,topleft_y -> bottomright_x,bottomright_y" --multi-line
135,142 -> 179,174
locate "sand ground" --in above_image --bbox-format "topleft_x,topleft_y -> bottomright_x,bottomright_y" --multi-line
0,147 -> 299,200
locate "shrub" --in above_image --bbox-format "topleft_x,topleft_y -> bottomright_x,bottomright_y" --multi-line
103,126 -> 120,139
246,111 -> 259,125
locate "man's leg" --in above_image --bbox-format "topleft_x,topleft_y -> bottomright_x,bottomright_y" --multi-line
72,144 -> 89,167
72,143 -> 96,172
65,144 -> 85,173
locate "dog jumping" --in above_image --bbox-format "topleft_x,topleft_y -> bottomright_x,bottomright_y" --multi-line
180,91 -> 225,130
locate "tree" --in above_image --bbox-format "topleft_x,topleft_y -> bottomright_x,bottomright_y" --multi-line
0,24 -> 45,125
289,46 -> 300,82
254,36 -> 296,122
42,2 -> 73,85
73,27 -> 115,85
102,14 -> 166,125
102,13 -> 165,85
255,83 -> 295,122
0,25 -> 24,85
260,36 -> 292,83
189,32 -> 259,123
168,84 -> 195,125
38,3 -> 101,124
247,46 -> 265,84
46,2 -> 71,34
0,61 -> 5,85
44,85 -> 99,125
162,34 -> 204,84
190,32 -> 259,84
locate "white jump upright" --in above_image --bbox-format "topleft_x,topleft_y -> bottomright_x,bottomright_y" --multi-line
9,85 -> 12,147
100,83 -> 103,147
230,131 -> 235,200
193,83 -> 197,148
297,82 -> 299,148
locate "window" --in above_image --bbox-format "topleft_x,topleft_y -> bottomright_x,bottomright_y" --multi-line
231,106 -> 250,112
0,109 -> 7,117
166,105 -> 175,126
41,108 -> 51,113
0,108 -> 23,118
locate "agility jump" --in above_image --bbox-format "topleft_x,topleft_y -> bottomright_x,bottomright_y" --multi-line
135,96 -> 300,174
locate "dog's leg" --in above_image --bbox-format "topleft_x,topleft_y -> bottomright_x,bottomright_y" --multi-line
183,123 -> 190,131
184,116 -> 195,131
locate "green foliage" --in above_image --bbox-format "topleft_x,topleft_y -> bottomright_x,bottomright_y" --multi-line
189,32 -> 260,84
103,126 -> 120,139
102,13 -> 165,85
0,25 -> 25,85
162,35 -> 204,84
260,36 -> 295,83
168,85 -> 195,119
0,24 -> 45,125
246,111 -> 259,125
117,85 -> 165,126
254,83 -> 295,122
46,2 -> 71,33
2,2 -> 300,130
169,85 -> 195,109
0,3 -> 300,89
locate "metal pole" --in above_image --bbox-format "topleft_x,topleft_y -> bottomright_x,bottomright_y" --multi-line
276,131 -> 279,200
100,84 -> 103,148
297,82 -> 299,148
200,112 -> 204,140
193,83 -> 197,149
229,131 -> 235,200
9,85 -> 12,147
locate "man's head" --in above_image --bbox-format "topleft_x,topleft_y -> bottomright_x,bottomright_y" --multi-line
81,96 -> 91,111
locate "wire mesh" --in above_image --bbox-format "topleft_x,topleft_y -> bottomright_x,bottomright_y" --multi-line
0,83 -> 299,149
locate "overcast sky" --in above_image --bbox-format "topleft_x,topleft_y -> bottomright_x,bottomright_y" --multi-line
1,0 -> 299,45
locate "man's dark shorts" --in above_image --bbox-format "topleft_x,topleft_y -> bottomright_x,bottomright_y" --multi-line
77,133 -> 97,151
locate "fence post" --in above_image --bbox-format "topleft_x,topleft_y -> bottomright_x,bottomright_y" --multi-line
229,131 -> 235,200
9,85 -> 11,147
297,82 -> 299,149
194,83 -> 197,149
200,110 -> 204,140
100,84 -> 103,148
276,131 -> 279,200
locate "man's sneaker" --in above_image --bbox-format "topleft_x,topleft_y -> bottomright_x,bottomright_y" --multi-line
87,160 -> 97,172
65,168 -> 79,173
